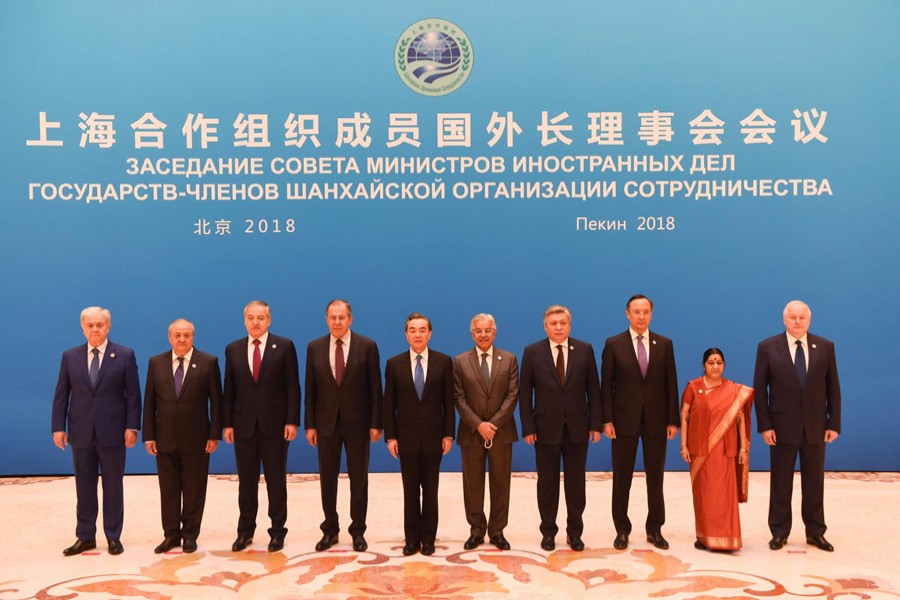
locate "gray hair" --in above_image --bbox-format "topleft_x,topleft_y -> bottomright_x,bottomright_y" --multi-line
470,313 -> 497,331
80,306 -> 111,325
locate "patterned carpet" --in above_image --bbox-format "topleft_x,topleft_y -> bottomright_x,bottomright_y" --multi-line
1,472 -> 897,599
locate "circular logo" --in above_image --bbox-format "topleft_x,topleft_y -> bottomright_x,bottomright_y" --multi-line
395,19 -> 473,97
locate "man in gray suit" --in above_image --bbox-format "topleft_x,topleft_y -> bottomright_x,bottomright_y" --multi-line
453,313 -> 519,551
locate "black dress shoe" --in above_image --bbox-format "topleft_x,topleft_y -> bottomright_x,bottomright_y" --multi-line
107,539 -> 124,555
768,535 -> 787,550
63,539 -> 96,556
806,535 -> 834,552
232,535 -> 253,552
540,535 -> 555,551
352,535 -> 368,552
315,534 -> 338,552
489,534 -> 510,551
182,538 -> 197,553
694,539 -> 707,550
646,532 -> 669,550
421,543 -> 435,556
566,535 -> 585,551
613,533 -> 629,550
402,542 -> 420,556
464,535 -> 484,550
154,536 -> 181,554
268,535 -> 285,552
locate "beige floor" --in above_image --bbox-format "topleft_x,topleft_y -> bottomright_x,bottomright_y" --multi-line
1,471 -> 897,599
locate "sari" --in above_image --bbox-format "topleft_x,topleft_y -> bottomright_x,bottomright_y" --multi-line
682,377 -> 753,550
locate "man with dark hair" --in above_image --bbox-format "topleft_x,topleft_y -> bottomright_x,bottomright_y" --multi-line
601,294 -> 679,551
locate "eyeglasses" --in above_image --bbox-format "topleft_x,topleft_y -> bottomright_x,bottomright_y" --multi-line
473,328 -> 495,335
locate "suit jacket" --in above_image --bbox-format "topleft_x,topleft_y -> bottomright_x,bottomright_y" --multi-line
753,332 -> 841,445
304,332 -> 383,438
222,333 -> 301,439
600,330 -> 679,436
519,337 -> 602,445
142,348 -> 223,453
51,341 -> 142,447
453,347 -> 519,446
383,349 -> 455,455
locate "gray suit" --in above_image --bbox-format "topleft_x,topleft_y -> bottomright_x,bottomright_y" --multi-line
454,347 -> 519,538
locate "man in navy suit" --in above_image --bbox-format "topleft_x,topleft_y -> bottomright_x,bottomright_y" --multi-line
143,318 -> 222,554
754,300 -> 841,552
52,306 -> 141,556
383,313 -> 455,556
601,294 -> 679,551
305,299 -> 383,552
223,301 -> 301,553
519,305 -> 602,552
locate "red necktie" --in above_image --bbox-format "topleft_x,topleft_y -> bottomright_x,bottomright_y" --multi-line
335,339 -> 345,387
252,339 -> 261,382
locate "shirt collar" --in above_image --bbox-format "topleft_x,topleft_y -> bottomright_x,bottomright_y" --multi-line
786,331 -> 809,347
475,345 -> 494,358
330,331 -> 352,346
172,347 -> 194,363
410,347 -> 429,361
630,328 -> 649,340
89,339 -> 109,354
249,331 -> 269,348
547,338 -> 569,349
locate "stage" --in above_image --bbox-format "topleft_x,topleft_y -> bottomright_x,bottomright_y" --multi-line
1,471 -> 897,599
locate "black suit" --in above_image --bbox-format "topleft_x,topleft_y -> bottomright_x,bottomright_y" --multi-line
754,332 -> 841,538
223,333 -> 301,539
384,349 -> 455,546
600,330 -> 678,536
519,337 -> 602,539
305,332 -> 382,537
142,348 -> 222,541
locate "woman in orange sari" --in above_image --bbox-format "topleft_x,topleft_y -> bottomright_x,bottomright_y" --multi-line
680,348 -> 753,551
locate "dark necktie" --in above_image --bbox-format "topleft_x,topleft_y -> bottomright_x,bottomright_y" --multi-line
252,339 -> 261,382
174,356 -> 185,397
637,334 -> 648,378
335,339 -> 345,386
555,344 -> 565,386
414,354 -> 425,400
481,352 -> 490,389
795,340 -> 806,386
89,347 -> 100,387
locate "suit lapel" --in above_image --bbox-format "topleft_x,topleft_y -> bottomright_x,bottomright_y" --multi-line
777,335 -> 802,385
468,349 -> 489,394
623,331 -> 642,375
179,351 -> 199,397
95,342 -> 116,388
258,337 -> 277,382
487,351 -> 503,392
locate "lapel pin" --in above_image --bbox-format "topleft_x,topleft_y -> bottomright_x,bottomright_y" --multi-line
698,389 -> 704,394
811,344 -> 817,349
191,364 -> 197,369
272,344 -> 277,349
569,345 -> 574,350
110,353 -> 116,358
652,340 -> 657,345
497,355 -> 502,361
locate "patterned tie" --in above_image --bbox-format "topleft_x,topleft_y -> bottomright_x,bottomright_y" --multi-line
414,354 -> 425,400
481,352 -> 490,389
637,334 -> 648,378
795,340 -> 807,386
335,339 -> 345,387
555,344 -> 565,386
252,339 -> 261,382
174,356 -> 185,397
89,348 -> 100,387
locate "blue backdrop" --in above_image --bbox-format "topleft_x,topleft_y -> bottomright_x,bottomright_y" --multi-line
1,1 -> 898,475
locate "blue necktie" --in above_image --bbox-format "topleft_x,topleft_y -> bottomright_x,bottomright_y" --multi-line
89,348 -> 100,387
174,356 -> 185,397
414,354 -> 425,400
795,340 -> 807,386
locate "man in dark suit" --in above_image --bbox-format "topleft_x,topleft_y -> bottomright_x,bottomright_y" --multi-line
143,318 -> 222,554
51,306 -> 141,556
520,305 -> 602,552
223,301 -> 301,553
384,313 -> 455,556
453,313 -> 518,551
754,300 -> 841,552
601,294 -> 679,551
305,299 -> 383,552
